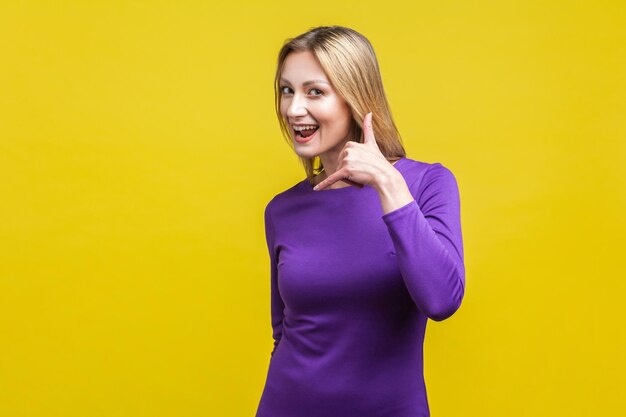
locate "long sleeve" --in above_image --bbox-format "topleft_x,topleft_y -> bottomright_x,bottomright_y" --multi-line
381,163 -> 465,321
264,203 -> 285,356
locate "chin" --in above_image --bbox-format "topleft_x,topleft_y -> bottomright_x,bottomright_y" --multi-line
293,148 -> 318,159
292,142 -> 318,156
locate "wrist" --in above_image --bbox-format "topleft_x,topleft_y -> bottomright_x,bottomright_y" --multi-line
374,169 -> 415,215
374,168 -> 404,195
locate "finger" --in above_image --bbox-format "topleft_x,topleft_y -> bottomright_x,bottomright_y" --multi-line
313,171 -> 342,191
343,178 -> 364,188
314,175 -> 363,190
313,168 -> 362,191
329,148 -> 363,188
362,112 -> 376,145
335,150 -> 363,188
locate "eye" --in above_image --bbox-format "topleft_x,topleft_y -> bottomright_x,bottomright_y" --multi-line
309,88 -> 323,96
279,86 -> 292,95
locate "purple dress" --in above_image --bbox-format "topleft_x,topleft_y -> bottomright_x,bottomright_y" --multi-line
255,157 -> 465,417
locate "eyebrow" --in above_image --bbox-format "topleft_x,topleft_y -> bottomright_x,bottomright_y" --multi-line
280,78 -> 330,87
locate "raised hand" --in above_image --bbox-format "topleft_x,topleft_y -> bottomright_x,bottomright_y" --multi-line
313,112 -> 394,191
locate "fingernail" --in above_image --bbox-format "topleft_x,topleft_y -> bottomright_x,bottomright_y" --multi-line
313,185 -> 319,191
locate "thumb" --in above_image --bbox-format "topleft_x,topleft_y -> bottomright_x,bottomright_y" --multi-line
362,112 -> 376,145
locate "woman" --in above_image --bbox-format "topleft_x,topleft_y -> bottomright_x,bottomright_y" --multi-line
256,25 -> 465,417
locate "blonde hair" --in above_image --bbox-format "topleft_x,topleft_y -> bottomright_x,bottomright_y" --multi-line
274,26 -> 406,186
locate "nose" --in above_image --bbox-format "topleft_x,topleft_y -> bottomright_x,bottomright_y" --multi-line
285,93 -> 307,118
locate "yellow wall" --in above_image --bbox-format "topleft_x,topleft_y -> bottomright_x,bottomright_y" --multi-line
1,1 -> 624,416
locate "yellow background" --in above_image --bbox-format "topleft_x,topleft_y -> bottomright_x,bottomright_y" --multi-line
1,1 -> 624,416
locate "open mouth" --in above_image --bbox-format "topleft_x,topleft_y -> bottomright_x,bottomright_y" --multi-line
293,125 -> 319,140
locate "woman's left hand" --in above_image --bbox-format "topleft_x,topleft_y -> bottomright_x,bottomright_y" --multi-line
313,112 -> 397,191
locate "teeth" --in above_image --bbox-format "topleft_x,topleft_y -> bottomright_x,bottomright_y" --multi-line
293,125 -> 319,131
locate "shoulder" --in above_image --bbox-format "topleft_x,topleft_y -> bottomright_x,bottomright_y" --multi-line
398,157 -> 457,185
398,157 -> 460,201
264,178 -> 308,217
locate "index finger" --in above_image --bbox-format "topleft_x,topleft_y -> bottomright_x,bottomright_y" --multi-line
313,170 -> 363,191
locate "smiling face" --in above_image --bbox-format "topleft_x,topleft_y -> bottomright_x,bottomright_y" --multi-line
279,50 -> 355,163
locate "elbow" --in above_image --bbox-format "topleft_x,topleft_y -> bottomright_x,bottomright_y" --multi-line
425,296 -> 462,321
424,269 -> 465,322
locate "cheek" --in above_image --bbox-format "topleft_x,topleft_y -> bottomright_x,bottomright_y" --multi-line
323,100 -> 350,124
312,103 -> 339,124
324,106 -> 351,131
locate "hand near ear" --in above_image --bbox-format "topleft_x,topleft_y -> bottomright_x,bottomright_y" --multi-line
314,112 -> 397,191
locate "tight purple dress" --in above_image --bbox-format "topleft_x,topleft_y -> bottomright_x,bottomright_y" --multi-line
255,157 -> 465,417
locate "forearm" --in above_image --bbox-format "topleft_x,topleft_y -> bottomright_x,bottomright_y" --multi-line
382,201 -> 465,321
377,163 -> 465,321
